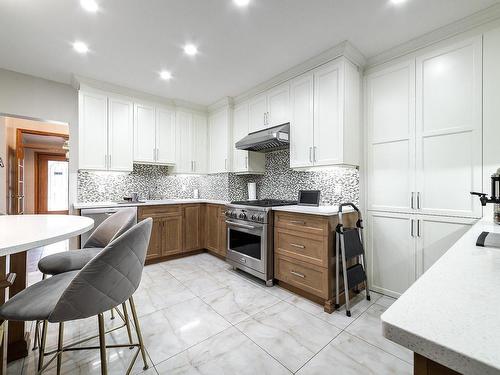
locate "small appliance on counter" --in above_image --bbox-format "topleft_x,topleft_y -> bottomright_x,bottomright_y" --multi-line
298,190 -> 321,206
471,168 -> 500,248
471,168 -> 500,224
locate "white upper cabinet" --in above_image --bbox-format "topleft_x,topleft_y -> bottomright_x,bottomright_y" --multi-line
192,113 -> 208,174
365,37 -> 482,218
133,102 -> 156,163
248,82 -> 290,133
366,60 -> 416,213
267,83 -> 290,127
313,61 -> 343,166
174,110 -> 207,174
415,37 -> 482,218
134,103 -> 177,165
155,107 -> 176,165
108,96 -> 133,171
290,57 -> 361,169
79,90 -> 133,172
290,74 -> 314,168
208,107 -> 231,174
175,110 -> 193,174
233,102 -> 265,174
248,93 -> 268,133
79,91 -> 108,170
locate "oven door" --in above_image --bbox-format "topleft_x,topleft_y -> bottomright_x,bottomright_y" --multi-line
226,219 -> 266,274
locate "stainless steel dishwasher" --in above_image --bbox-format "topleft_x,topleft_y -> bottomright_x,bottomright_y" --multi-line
80,206 -> 138,245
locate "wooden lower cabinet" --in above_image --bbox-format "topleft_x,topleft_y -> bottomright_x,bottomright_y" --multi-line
274,211 -> 357,313
162,216 -> 183,256
139,203 -> 227,263
183,204 -> 204,252
205,204 -> 227,257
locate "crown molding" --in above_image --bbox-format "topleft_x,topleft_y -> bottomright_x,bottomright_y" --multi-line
72,74 -> 208,113
232,40 -> 366,105
366,3 -> 500,68
208,96 -> 233,113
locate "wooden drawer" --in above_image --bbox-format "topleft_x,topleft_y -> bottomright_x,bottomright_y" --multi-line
138,205 -> 182,218
274,212 -> 329,236
275,255 -> 328,299
275,228 -> 328,267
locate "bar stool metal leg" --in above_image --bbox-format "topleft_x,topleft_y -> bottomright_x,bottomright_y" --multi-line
33,274 -> 47,350
110,308 -> 115,320
37,320 -> 48,372
121,302 -> 134,347
129,296 -> 149,370
56,322 -> 64,375
98,313 -> 108,375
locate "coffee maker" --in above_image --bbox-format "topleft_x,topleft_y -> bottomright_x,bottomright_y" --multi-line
471,168 -> 500,225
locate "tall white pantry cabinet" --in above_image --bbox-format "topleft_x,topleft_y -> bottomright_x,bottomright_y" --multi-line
364,36 -> 482,297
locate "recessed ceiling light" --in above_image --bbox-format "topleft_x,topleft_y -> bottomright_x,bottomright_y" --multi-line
80,0 -> 99,12
234,0 -> 250,7
390,0 -> 407,5
73,41 -> 89,54
160,70 -> 172,80
183,44 -> 198,56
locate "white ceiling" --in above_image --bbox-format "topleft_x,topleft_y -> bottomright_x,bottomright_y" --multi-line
1,0 -> 498,106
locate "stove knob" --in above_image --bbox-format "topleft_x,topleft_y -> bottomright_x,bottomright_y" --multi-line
239,213 -> 247,219
231,212 -> 236,218
258,215 -> 265,222
251,214 -> 257,221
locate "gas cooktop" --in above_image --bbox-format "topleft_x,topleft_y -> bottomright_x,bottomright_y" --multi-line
229,199 -> 297,207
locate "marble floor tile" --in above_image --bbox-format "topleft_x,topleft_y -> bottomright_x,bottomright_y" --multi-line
296,331 -> 412,375
176,270 -> 225,297
375,295 -> 397,308
140,298 -> 231,365
134,278 -> 197,317
201,282 -> 281,324
235,301 -> 341,372
346,304 -> 413,364
22,323 -> 154,375
162,262 -> 204,279
155,327 -> 291,375
262,285 -> 296,300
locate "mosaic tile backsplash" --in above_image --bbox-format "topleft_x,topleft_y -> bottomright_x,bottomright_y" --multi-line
77,150 -> 359,206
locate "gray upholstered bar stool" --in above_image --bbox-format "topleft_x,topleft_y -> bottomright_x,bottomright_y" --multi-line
33,208 -> 136,349
0,218 -> 152,375
37,207 -> 137,276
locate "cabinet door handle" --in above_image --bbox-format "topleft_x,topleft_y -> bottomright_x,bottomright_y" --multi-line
290,243 -> 305,249
309,147 -> 312,163
411,192 -> 415,209
313,146 -> 317,163
417,219 -> 421,237
245,156 -> 248,169
291,220 -> 306,225
193,160 -> 196,172
108,154 -> 112,168
417,192 -> 421,209
104,155 -> 107,169
290,270 -> 305,278
410,219 -> 415,237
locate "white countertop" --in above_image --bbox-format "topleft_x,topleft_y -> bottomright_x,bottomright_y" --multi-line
0,215 -> 94,256
272,205 -> 351,216
74,199 -> 230,210
381,217 -> 500,375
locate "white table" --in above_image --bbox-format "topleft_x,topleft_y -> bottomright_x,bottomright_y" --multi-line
0,214 -> 93,364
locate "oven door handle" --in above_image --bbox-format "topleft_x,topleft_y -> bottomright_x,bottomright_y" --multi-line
225,221 -> 257,230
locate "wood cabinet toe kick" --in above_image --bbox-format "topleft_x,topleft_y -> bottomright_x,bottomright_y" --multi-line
274,210 -> 363,313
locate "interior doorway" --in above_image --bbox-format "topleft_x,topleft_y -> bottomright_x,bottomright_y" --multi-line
0,115 -> 69,215
35,153 -> 69,214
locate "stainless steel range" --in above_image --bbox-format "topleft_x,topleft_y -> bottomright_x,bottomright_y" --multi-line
225,199 -> 296,286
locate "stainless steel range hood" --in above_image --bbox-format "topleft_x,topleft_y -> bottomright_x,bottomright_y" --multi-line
235,123 -> 290,152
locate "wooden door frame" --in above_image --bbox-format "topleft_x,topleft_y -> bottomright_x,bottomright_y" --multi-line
34,152 -> 69,215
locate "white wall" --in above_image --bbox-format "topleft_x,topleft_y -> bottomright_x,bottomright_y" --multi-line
483,28 -> 500,217
0,68 -> 78,212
